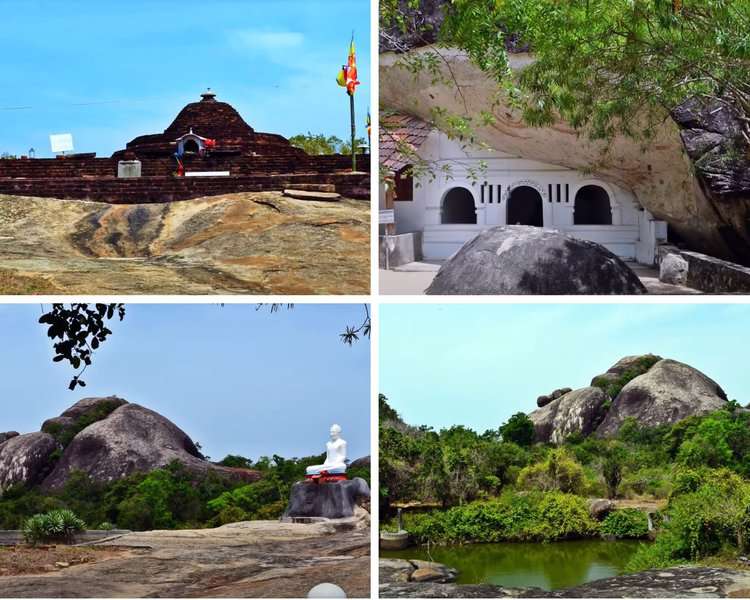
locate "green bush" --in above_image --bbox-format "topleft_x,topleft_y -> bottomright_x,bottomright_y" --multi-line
207,479 -> 282,520
600,509 -> 650,539
23,509 -> 85,544
627,468 -> 750,571
42,399 -> 124,448
517,449 -> 585,495
401,490 -> 598,544
217,506 -> 247,525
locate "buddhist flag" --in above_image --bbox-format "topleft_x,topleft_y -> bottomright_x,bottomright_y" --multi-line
337,36 -> 360,95
366,111 -> 371,140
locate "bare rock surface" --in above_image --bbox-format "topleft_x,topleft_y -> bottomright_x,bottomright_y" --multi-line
0,191 -> 369,294
528,387 -> 609,444
380,559 -> 750,598
596,359 -> 728,437
660,253 -> 689,286
42,403 -> 260,490
0,432 -> 59,492
426,227 -> 646,295
0,519 -> 370,598
0,432 -> 19,445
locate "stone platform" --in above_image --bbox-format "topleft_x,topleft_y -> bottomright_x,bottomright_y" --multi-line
283,477 -> 370,521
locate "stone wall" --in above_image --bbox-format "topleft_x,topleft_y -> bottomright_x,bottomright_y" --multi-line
658,245 -> 750,293
0,154 -> 370,202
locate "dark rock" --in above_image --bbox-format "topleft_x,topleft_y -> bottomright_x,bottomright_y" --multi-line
589,499 -> 616,521
425,227 -> 646,295
590,354 -> 661,386
283,477 -> 370,520
529,387 -> 608,444
42,403 -> 260,490
537,388 -> 572,408
0,431 -> 19,445
0,432 -> 59,492
596,359 -> 727,437
379,558 -> 457,585
380,561 -> 750,597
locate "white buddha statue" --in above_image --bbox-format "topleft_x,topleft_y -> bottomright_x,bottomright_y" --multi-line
306,424 -> 348,475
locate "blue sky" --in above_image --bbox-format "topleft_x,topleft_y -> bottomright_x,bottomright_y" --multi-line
380,303 -> 750,433
0,0 -> 370,157
0,304 -> 370,461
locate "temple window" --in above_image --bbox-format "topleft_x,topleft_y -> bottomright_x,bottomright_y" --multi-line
507,185 -> 543,226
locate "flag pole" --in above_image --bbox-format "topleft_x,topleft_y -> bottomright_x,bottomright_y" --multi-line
350,92 -> 356,172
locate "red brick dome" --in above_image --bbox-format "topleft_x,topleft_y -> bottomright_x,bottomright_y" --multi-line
163,90 -> 255,142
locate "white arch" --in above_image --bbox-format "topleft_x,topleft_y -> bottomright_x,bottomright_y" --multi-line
501,179 -> 549,204
572,181 -> 620,225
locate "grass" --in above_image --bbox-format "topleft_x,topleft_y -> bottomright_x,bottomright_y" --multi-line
0,268 -> 60,294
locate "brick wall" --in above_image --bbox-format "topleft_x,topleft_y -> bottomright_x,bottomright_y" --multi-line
0,173 -> 370,203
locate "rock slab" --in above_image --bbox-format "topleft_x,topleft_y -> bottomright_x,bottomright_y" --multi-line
283,478 -> 371,520
529,387 -> 608,444
426,226 -> 646,295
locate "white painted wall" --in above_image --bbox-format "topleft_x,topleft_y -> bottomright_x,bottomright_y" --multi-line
393,130 -> 666,264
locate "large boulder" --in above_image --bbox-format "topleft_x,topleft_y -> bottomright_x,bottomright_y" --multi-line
0,432 -> 59,492
596,359 -> 728,437
425,227 -> 646,295
529,387 -> 609,444
283,478 -> 371,520
537,387 -> 572,408
42,403 -> 259,490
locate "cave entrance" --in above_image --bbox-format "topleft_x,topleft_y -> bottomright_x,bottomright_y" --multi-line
183,139 -> 200,154
441,187 -> 477,224
507,186 -> 543,226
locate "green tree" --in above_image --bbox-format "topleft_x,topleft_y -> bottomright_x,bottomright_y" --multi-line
288,132 -> 343,155
499,412 -> 535,447
602,445 -> 627,499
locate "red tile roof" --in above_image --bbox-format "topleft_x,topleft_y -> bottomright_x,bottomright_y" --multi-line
380,112 -> 432,174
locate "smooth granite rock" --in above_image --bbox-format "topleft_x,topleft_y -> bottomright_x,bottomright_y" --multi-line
597,359 -> 728,437
529,387 -> 609,444
425,227 -> 646,295
0,432 -> 59,492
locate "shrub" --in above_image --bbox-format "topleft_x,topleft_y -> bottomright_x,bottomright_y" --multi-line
499,413 -> 535,447
42,399 -> 123,448
401,490 -> 598,544
591,355 -> 661,399
23,509 -> 85,544
627,468 -> 750,571
517,449 -> 585,495
207,479 -> 281,520
217,506 -> 247,525
600,509 -> 649,539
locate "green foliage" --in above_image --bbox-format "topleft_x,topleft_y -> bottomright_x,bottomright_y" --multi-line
399,490 -> 598,544
601,444 -> 627,499
289,132 -> 367,155
600,509 -> 649,539
499,412 -> 535,447
517,449 -> 585,495
379,394 -> 401,423
591,356 -> 661,399
23,509 -> 85,545
217,455 -> 254,469
627,468 -> 750,571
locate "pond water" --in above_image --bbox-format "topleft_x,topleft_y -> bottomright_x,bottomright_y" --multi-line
382,539 -> 644,591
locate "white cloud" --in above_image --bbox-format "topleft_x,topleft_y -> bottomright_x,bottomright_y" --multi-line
229,30 -> 305,52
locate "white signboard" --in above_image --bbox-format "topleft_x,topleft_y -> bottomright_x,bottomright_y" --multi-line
379,209 -> 395,225
50,133 -> 74,154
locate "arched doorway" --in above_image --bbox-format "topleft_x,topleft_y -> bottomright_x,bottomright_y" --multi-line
441,187 -> 476,224
507,186 -> 543,226
183,139 -> 200,154
574,185 -> 612,224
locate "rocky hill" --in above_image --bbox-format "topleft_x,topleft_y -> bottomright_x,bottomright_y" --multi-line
529,355 -> 729,443
0,396 -> 261,492
380,1 -> 750,264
